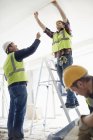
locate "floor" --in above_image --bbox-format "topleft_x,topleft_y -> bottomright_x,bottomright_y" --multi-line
0,113 -> 79,140
0,116 -> 66,140
0,96 -> 90,140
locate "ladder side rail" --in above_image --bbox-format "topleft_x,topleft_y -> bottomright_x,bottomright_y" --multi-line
43,75 -> 50,131
30,58 -> 44,134
45,59 -> 71,123
75,107 -> 81,117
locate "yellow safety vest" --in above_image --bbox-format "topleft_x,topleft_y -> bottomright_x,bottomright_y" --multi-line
86,97 -> 93,107
3,52 -> 28,86
52,29 -> 72,53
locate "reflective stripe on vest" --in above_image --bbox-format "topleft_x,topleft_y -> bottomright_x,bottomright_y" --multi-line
52,29 -> 72,53
52,30 -> 69,45
3,52 -> 28,85
8,54 -> 25,77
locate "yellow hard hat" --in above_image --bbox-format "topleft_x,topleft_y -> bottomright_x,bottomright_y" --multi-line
63,65 -> 88,88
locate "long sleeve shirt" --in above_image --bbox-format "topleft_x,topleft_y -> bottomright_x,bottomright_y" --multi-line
15,39 -> 40,61
44,20 -> 72,38
7,39 -> 40,86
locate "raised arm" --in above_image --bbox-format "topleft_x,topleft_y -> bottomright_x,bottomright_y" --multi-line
15,32 -> 41,61
51,0 -> 67,23
34,12 -> 46,31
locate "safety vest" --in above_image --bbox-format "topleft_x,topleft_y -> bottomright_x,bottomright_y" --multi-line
52,29 -> 72,53
86,97 -> 93,107
3,52 -> 28,86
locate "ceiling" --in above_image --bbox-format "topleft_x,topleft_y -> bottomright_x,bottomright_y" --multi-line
0,0 -> 93,69
0,0 -> 51,33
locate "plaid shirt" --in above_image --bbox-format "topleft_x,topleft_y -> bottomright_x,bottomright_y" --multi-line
44,20 -> 72,38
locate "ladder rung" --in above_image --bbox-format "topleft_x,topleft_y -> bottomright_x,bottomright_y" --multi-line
39,80 -> 60,84
50,68 -> 57,71
61,93 -> 67,96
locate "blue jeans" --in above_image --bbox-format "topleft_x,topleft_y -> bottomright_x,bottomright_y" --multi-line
8,84 -> 27,140
57,54 -> 78,105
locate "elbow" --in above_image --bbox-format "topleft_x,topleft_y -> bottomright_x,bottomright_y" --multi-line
31,48 -> 37,54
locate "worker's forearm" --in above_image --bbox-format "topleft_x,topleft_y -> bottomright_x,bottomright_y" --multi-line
15,39 -> 40,61
82,113 -> 93,127
53,1 -> 67,23
35,17 -> 46,31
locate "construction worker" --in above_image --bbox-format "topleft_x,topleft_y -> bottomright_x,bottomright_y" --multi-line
63,65 -> 93,113
3,32 -> 41,140
63,65 -> 93,140
34,0 -> 79,108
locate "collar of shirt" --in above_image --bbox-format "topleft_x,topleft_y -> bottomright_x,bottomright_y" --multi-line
56,28 -> 64,33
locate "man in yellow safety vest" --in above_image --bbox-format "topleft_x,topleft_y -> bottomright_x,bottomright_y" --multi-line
3,32 -> 41,140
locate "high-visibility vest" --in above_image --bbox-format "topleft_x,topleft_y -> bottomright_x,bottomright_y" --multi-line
3,52 -> 28,86
52,29 -> 72,53
86,97 -> 93,107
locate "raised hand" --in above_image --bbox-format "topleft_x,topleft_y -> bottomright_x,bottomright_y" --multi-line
36,32 -> 41,39
51,0 -> 58,6
34,12 -> 38,18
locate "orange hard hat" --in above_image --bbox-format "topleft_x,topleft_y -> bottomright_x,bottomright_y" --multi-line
63,65 -> 88,88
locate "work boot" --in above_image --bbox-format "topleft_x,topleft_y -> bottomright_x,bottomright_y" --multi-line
60,101 -> 79,108
65,103 -> 76,108
60,103 -> 75,108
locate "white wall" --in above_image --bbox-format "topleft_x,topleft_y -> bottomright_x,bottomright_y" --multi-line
0,0 -> 93,68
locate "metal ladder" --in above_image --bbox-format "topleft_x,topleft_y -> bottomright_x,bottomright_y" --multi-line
30,57 -> 80,134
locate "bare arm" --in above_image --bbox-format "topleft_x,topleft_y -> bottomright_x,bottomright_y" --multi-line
82,113 -> 93,127
78,114 -> 93,139
51,0 -> 67,23
34,12 -> 46,31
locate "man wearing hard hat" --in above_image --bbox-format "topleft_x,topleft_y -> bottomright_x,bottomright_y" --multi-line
63,65 -> 93,140
63,65 -> 93,113
3,32 -> 41,140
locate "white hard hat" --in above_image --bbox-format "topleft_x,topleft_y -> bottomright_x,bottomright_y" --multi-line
2,41 -> 12,52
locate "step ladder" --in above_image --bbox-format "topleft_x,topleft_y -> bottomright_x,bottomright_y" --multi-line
30,57 -> 80,134
0,73 -> 8,118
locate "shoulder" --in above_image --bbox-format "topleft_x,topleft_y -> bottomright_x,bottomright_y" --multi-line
64,20 -> 72,36
64,20 -> 70,27
44,27 -> 54,38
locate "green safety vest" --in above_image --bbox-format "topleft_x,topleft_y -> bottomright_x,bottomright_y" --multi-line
52,29 -> 72,53
3,52 -> 28,86
86,97 -> 93,107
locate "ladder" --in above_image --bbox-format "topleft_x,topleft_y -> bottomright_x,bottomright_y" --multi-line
30,57 -> 80,134
0,73 -> 8,118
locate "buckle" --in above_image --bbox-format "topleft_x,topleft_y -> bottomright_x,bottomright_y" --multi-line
59,56 -> 67,65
